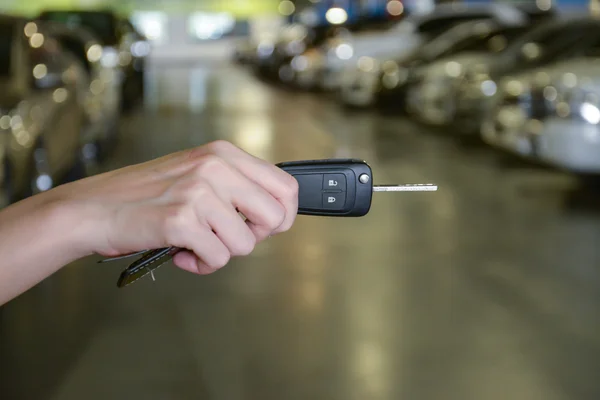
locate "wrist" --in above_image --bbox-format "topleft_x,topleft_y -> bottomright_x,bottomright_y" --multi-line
41,184 -> 110,260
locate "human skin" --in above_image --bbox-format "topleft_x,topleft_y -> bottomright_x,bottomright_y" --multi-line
0,140 -> 299,305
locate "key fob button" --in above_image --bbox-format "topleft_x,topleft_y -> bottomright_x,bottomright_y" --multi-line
323,192 -> 346,209
323,174 -> 346,191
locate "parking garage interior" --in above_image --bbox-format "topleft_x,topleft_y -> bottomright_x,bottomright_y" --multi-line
3,1 -> 600,399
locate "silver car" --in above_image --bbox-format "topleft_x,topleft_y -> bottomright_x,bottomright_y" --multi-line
482,56 -> 600,174
458,15 -> 600,136
325,2 -> 531,94
0,16 -> 89,207
404,19 -> 532,126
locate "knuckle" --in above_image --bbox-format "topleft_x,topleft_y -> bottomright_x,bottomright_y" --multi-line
162,206 -> 187,243
195,154 -> 228,177
267,205 -> 286,231
281,173 -> 299,198
207,139 -> 235,154
235,233 -> 256,256
209,250 -> 230,270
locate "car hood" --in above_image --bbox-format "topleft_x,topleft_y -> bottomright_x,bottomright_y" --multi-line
500,57 -> 600,92
416,52 -> 492,79
325,30 -> 424,69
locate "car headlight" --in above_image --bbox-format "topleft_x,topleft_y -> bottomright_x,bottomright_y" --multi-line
501,79 -> 529,98
101,46 -> 119,68
462,64 -> 496,97
444,61 -> 464,79
381,61 -> 410,90
331,43 -> 353,61
357,56 -> 378,73
257,41 -> 274,58
291,55 -> 310,72
555,79 -> 600,124
131,40 -> 151,58
285,40 -> 306,56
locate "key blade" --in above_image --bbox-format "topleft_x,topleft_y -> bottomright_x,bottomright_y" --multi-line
373,184 -> 438,192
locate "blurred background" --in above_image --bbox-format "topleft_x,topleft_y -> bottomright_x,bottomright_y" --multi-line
3,0 -> 600,399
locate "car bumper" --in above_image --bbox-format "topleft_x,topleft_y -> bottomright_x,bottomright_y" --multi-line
536,118 -> 600,173
481,105 -> 535,156
340,72 -> 379,107
320,66 -> 343,91
294,67 -> 320,89
454,90 -> 492,135
409,80 -> 457,126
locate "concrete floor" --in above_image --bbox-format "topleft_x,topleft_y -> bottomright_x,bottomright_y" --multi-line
2,62 -> 600,400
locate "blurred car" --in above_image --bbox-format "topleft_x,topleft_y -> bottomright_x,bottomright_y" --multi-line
481,22 -> 600,175
338,4 -> 556,111
535,59 -> 600,175
39,21 -> 122,163
289,16 -> 402,90
38,10 -> 150,112
403,19 -> 537,125
461,15 -> 600,138
338,18 -> 528,110
233,37 -> 257,64
0,15 -> 89,207
253,23 -> 331,83
317,2 -> 533,92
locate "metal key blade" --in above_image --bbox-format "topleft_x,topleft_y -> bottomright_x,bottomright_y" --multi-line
373,184 -> 438,192
117,247 -> 181,288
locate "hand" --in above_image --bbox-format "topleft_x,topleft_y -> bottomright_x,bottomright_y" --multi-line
56,140 -> 299,275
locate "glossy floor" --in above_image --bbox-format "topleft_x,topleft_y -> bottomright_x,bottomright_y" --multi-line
2,63 -> 600,400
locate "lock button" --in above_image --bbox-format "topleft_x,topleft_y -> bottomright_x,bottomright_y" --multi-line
323,174 -> 346,191
322,192 -> 346,209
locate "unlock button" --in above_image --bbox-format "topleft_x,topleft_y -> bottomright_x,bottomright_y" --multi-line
323,174 -> 346,191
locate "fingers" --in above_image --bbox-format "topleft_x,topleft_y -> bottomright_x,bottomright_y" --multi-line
190,140 -> 299,235
163,179 -> 259,275
199,189 -> 258,256
172,251 -> 216,275
193,156 -> 286,242
168,221 -> 231,272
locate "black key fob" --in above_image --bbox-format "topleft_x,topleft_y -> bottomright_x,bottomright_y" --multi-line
276,159 -> 374,217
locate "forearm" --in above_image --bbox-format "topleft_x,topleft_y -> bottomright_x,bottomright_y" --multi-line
0,188 -> 95,305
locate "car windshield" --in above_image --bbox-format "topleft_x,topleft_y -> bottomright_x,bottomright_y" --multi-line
418,20 -> 496,60
417,13 -> 503,35
38,11 -> 117,45
433,24 -> 532,59
490,18 -> 600,76
0,20 -> 14,77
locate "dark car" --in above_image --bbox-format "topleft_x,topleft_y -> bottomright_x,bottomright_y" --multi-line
0,15 -> 89,207
38,10 -> 149,112
37,21 -> 123,162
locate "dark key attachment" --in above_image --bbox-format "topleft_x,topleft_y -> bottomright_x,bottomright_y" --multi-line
104,158 -> 437,288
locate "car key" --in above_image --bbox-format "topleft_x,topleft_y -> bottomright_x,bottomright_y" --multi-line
100,159 -> 437,288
